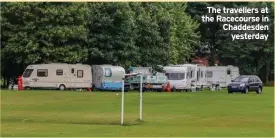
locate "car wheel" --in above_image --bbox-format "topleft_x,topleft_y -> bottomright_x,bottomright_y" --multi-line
228,90 -> 233,94
256,87 -> 262,94
59,84 -> 66,91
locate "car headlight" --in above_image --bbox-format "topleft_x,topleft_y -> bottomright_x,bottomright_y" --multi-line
240,83 -> 245,87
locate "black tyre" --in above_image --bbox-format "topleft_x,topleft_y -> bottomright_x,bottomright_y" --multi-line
59,84 -> 66,91
256,87 -> 262,94
243,87 -> 249,94
228,90 -> 233,94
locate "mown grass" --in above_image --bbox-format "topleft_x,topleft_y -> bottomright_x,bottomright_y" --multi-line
1,87 -> 274,137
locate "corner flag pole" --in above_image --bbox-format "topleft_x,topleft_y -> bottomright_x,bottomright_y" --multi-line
139,73 -> 143,120
121,78 -> 125,125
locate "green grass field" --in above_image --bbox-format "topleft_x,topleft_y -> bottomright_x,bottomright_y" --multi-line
1,87 -> 274,137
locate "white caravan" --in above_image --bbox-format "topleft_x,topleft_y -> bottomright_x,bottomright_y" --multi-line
206,65 -> 240,87
22,63 -> 92,90
92,65 -> 125,91
166,64 -> 208,90
163,66 -> 191,91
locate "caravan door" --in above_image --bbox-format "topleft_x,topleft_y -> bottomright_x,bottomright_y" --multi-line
226,68 -> 232,86
218,70 -> 227,87
96,66 -> 104,89
68,67 -> 76,88
75,69 -> 84,88
186,68 -> 192,89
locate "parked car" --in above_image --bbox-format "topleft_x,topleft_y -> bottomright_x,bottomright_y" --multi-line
227,75 -> 263,94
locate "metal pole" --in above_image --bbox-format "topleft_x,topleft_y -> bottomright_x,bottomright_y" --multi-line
139,74 -> 143,120
121,79 -> 124,125
195,65 -> 198,89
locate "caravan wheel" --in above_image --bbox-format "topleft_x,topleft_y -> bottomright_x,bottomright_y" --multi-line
24,86 -> 31,90
59,84 -> 66,91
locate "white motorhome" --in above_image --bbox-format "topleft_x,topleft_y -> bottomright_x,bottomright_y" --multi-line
206,65 -> 240,87
22,63 -> 92,90
92,65 -> 125,91
166,64 -> 208,90
163,66 -> 191,91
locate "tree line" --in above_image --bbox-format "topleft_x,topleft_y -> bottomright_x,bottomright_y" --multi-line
1,2 -> 274,87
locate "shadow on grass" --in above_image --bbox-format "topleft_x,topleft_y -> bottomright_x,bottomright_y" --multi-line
2,117 -> 145,126
67,118 -> 145,126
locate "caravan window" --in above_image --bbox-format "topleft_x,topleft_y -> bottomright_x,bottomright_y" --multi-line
105,68 -> 112,77
56,69 -> 63,76
37,69 -> 48,77
227,69 -> 231,75
167,73 -> 185,80
77,70 -> 83,78
71,68 -> 74,73
179,73 -> 185,80
206,71 -> 213,78
23,69 -> 34,78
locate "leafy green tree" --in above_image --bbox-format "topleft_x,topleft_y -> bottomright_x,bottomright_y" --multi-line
168,3 -> 200,64
1,2 -> 89,86
186,2 -> 274,83
87,2 -> 138,68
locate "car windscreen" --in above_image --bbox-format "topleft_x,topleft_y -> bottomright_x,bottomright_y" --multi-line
23,69 -> 34,78
233,76 -> 249,82
166,73 -> 185,80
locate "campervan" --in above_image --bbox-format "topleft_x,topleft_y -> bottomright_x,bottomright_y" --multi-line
206,65 -> 240,87
164,64 -> 208,91
163,66 -> 191,91
92,65 -> 125,91
22,63 -> 92,90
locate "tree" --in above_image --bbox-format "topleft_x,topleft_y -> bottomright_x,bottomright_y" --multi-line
1,2 -> 89,87
87,2 -> 138,68
186,2 -> 274,83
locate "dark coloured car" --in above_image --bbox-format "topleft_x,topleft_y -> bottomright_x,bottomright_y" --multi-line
227,75 -> 263,94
